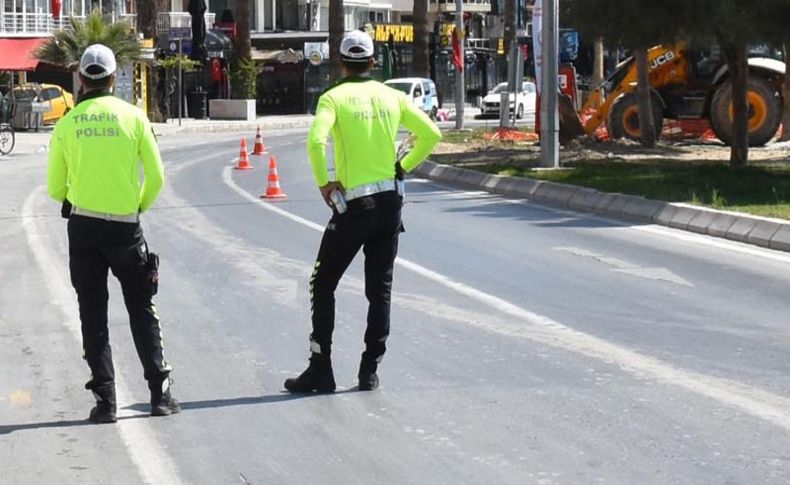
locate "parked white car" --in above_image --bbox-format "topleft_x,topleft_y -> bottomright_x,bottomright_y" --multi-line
384,77 -> 439,119
479,81 -> 537,119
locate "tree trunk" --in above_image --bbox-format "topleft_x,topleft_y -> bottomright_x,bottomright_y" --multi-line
234,0 -> 252,61
412,0 -> 429,78
723,42 -> 749,167
329,0 -> 344,81
780,41 -> 790,141
504,0 -> 516,54
634,46 -> 656,148
137,0 -> 166,122
592,37 -> 604,86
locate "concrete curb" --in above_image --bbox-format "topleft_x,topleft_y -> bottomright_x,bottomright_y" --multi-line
413,161 -> 790,253
153,117 -> 314,136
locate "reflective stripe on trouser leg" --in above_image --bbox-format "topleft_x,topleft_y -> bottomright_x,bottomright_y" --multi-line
309,215 -> 367,356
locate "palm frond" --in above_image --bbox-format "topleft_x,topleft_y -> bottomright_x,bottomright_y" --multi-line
33,9 -> 139,69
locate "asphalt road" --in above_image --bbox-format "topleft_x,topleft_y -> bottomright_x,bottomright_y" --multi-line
2,129 -> 790,485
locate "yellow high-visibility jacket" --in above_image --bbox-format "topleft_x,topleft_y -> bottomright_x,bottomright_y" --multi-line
48,90 -> 164,215
307,76 -> 441,189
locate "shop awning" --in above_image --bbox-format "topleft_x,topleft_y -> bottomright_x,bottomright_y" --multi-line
251,48 -> 304,63
0,38 -> 47,71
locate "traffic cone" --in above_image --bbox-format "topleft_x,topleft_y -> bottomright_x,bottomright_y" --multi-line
252,126 -> 266,155
261,155 -> 287,199
234,138 -> 253,170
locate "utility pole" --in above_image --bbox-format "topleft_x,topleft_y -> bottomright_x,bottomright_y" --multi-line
540,0 -> 559,168
454,0 -> 464,129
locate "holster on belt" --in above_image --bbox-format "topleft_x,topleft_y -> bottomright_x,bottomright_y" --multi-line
395,162 -> 405,181
61,199 -> 73,219
147,252 -> 160,295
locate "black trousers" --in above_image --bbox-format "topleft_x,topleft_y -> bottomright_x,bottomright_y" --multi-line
67,215 -> 171,401
309,190 -> 402,364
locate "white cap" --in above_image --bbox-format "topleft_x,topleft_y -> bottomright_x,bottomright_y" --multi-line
79,44 -> 117,80
340,30 -> 374,62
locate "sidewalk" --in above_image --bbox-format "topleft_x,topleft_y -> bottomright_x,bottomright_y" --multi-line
413,160 -> 790,253
0,128 -> 52,157
151,106 -> 484,136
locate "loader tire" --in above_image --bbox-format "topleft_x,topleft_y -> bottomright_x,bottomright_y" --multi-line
608,92 -> 664,141
709,76 -> 781,147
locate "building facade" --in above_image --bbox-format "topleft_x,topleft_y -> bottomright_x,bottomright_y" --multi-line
2,0 -> 524,117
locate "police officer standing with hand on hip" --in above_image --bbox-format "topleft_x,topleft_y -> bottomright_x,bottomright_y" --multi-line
47,44 -> 180,423
285,30 -> 441,393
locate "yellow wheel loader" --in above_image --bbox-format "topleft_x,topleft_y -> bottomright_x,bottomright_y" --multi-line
580,42 -> 785,146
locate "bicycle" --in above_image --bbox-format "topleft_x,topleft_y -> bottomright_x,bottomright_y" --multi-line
0,123 -> 15,155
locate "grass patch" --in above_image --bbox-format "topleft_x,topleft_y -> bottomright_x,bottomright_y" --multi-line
481,161 -> 790,220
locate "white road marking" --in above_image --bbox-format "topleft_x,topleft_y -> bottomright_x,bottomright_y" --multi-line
224,166 -> 790,431
630,224 -> 790,265
22,188 -> 187,485
555,246 -> 694,287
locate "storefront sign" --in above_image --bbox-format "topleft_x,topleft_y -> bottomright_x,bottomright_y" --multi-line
139,47 -> 156,60
115,63 -> 135,105
438,23 -> 456,37
168,27 -> 192,40
308,51 -> 323,66
304,42 -> 329,65
374,24 -> 413,43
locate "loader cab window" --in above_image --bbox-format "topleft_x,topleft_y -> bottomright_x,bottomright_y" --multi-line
690,45 -> 720,79
747,43 -> 783,61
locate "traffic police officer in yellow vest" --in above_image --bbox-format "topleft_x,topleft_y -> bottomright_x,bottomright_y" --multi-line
285,30 -> 441,393
47,44 -> 180,423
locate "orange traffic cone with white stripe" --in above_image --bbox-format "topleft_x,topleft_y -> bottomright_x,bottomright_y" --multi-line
261,155 -> 287,199
252,127 -> 266,155
234,138 -> 253,170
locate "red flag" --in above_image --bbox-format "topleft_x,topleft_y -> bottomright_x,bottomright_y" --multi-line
451,29 -> 464,72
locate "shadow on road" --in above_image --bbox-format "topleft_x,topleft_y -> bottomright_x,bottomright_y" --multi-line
0,390 -> 365,434
122,389 -> 362,413
0,414 -> 147,435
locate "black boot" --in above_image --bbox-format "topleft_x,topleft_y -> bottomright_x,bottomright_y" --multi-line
151,379 -> 181,417
358,358 -> 379,391
284,354 -> 336,393
88,399 -> 117,424
86,380 -> 117,424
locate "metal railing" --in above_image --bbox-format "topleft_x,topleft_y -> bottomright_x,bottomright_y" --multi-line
115,13 -> 137,31
0,12 -> 136,34
429,0 -> 491,12
156,12 -> 216,35
1,12 -> 68,34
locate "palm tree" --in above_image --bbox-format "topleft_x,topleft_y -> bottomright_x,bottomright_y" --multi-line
34,9 -> 141,111
412,0 -> 429,77
34,9 -> 140,71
